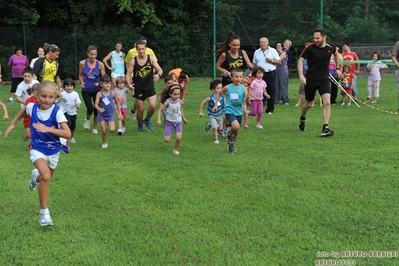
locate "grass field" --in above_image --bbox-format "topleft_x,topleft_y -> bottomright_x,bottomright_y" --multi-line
1,75 -> 399,265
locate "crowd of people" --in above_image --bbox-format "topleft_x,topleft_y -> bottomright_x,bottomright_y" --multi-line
1,30 -> 399,227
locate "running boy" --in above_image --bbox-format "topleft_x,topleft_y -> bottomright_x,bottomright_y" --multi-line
213,68 -> 247,153
59,78 -> 81,143
199,79 -> 224,144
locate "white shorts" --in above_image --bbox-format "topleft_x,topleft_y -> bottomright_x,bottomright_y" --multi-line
30,150 -> 60,169
111,73 -> 125,78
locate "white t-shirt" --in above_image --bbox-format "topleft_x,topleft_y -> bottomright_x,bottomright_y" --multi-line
367,61 -> 387,81
59,91 -> 82,115
15,80 -> 40,107
26,103 -> 67,124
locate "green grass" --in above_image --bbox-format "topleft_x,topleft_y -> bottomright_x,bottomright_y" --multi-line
1,75 -> 399,265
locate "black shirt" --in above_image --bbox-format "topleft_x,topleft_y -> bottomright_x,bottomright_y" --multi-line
300,42 -> 336,81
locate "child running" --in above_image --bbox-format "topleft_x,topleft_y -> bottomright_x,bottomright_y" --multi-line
15,67 -> 39,109
114,76 -> 129,135
59,78 -> 81,143
157,84 -> 188,155
20,83 -> 40,141
199,79 -> 224,144
213,68 -> 247,154
4,81 -> 71,226
341,65 -> 354,106
248,66 -> 270,129
366,52 -> 388,103
94,74 -> 123,148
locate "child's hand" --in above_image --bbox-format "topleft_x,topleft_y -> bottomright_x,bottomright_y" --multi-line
212,106 -> 218,112
33,122 -> 50,133
156,119 -> 161,125
4,123 -> 16,138
265,94 -> 270,99
99,108 -> 105,113
118,114 -> 123,120
3,114 -> 9,120
199,112 -> 204,117
183,118 -> 188,124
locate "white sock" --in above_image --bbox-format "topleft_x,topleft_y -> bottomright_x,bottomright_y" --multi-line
40,208 -> 49,214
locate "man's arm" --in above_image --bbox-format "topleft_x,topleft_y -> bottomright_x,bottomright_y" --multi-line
102,52 -> 114,71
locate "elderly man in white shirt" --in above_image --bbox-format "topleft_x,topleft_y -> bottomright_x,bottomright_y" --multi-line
253,37 -> 281,114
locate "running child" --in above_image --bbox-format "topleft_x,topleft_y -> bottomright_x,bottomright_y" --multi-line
366,52 -> 388,103
199,79 -> 224,144
213,68 -> 247,154
157,84 -> 188,155
15,67 -> 39,109
20,83 -> 40,141
114,76 -> 129,135
59,78 -> 81,143
341,65 -> 354,106
4,81 -> 71,226
157,75 -> 175,125
248,66 -> 270,129
0,100 -> 9,135
94,74 -> 122,148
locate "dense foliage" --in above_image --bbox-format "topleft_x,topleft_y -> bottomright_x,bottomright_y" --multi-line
0,0 -> 397,78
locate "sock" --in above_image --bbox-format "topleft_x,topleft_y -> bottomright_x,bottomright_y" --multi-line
323,124 -> 328,129
40,208 -> 49,214
300,116 -> 306,121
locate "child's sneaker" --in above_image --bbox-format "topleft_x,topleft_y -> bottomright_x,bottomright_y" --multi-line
83,118 -> 90,130
130,110 -> 136,120
137,125 -> 144,132
214,139 -> 220,144
173,149 -> 180,155
205,122 -> 211,132
39,210 -> 53,226
102,143 -> 108,149
29,169 -> 39,191
226,132 -> 235,154
341,102 -> 345,106
321,126 -> 334,137
244,123 -> 248,128
92,128 -> 98,134
256,125 -> 263,129
347,102 -> 351,106
117,128 -> 123,135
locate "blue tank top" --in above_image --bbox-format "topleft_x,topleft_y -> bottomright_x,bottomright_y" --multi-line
207,94 -> 224,117
224,84 -> 245,116
98,90 -> 114,117
111,51 -> 125,75
82,59 -> 101,92
30,104 -> 61,155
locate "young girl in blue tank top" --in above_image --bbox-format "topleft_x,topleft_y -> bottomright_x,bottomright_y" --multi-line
94,74 -> 122,149
157,84 -> 188,155
4,81 -> 71,227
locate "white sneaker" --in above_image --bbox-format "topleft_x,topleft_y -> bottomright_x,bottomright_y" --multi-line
173,149 -> 180,155
39,210 -> 53,226
130,111 -> 136,120
256,125 -> 264,129
68,138 -> 76,143
347,103 -> 351,106
117,128 -> 123,135
83,118 -> 90,130
214,139 -> 220,144
341,102 -> 345,106
102,143 -> 108,149
29,169 -> 39,191
92,129 -> 98,134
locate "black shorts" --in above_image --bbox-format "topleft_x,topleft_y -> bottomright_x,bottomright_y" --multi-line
225,113 -> 242,125
133,87 -> 156,101
64,113 -> 77,131
305,79 -> 331,102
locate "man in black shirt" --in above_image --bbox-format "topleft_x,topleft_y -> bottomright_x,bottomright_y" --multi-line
297,28 -> 342,137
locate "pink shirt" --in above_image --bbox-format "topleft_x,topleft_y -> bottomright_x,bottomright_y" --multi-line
8,54 -> 29,78
249,78 -> 267,100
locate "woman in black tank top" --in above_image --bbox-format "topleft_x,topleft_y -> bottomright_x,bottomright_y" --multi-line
216,32 -> 254,86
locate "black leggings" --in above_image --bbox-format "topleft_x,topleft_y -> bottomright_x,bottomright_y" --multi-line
81,90 -> 100,117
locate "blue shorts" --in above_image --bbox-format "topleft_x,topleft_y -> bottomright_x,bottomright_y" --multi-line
225,113 -> 242,125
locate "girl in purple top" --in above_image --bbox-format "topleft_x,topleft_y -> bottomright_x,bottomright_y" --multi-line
94,74 -> 122,149
8,46 -> 29,102
275,42 -> 290,105
248,67 -> 270,129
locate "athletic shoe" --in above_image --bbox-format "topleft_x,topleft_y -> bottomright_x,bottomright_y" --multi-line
137,125 -> 144,132
223,126 -> 231,137
143,119 -> 155,132
226,132 -> 235,154
347,103 -> 351,106
244,123 -> 248,128
217,129 -> 224,137
130,110 -> 136,120
83,118 -> 90,130
298,117 -> 306,132
7,98 -> 13,103
341,102 -> 345,106
117,128 -> 123,135
68,138 -> 76,143
173,149 -> 180,155
205,122 -> 211,132
256,125 -> 264,129
92,129 -> 98,134
267,112 -> 273,115
39,210 -> 53,227
214,139 -> 220,144
102,143 -> 108,148
29,169 -> 39,191
321,126 -> 334,137
122,127 -> 126,133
